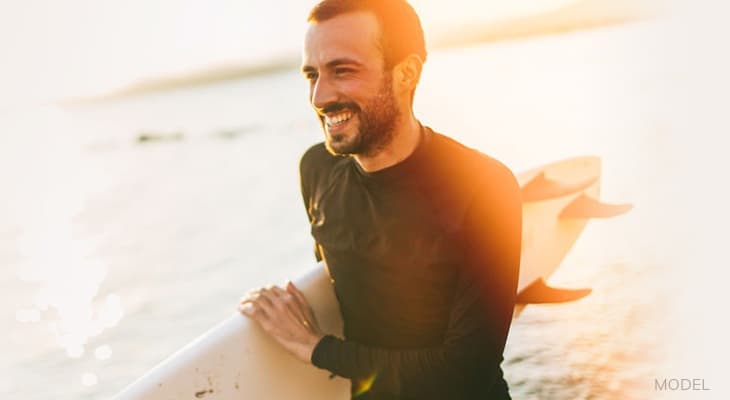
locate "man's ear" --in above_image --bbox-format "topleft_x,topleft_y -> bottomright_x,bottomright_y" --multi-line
393,54 -> 423,93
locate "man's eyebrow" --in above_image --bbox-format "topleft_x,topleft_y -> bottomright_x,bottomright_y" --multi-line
301,58 -> 363,73
326,58 -> 363,68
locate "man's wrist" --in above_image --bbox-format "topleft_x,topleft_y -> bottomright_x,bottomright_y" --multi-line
303,333 -> 326,364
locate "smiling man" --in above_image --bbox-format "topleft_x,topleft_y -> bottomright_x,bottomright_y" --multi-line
239,0 -> 523,398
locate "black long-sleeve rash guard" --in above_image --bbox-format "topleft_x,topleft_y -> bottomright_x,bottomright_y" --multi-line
299,125 -> 522,399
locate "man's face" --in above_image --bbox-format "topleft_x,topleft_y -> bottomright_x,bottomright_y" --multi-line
302,11 -> 401,156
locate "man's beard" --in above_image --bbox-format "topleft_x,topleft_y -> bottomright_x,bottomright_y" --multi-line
321,73 -> 400,157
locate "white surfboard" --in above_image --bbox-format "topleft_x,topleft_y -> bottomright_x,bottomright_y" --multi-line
113,156 -> 631,399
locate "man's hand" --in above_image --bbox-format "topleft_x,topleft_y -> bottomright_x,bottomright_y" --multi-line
238,281 -> 325,364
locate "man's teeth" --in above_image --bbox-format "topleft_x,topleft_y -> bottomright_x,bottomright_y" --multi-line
326,111 -> 353,125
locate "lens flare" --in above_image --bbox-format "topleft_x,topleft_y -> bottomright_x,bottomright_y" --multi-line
353,372 -> 378,397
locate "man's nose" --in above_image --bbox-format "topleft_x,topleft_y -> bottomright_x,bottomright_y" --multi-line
310,76 -> 337,111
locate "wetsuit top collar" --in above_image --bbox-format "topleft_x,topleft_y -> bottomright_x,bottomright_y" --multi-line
350,123 -> 432,183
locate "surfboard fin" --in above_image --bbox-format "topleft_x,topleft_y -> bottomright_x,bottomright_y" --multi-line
559,193 -> 633,219
516,278 -> 592,304
521,172 -> 598,202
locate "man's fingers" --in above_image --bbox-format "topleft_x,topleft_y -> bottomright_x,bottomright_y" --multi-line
247,288 -> 262,297
239,284 -> 316,328
259,287 -> 309,327
239,287 -> 266,304
267,286 -> 304,321
243,288 -> 275,315
286,281 -> 306,304
239,302 -> 254,315
258,287 -> 283,309
271,286 -> 309,323
286,281 -> 318,322
239,301 -> 269,321
239,297 -> 255,305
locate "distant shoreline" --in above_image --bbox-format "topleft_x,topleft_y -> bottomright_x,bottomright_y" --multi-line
62,0 -> 659,105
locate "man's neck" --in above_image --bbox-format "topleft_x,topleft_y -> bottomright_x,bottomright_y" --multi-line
354,115 -> 421,173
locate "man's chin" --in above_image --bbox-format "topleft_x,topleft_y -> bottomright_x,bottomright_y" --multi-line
325,133 -> 360,156
325,139 -> 353,156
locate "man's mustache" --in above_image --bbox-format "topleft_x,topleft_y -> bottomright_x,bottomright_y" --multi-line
318,102 -> 360,116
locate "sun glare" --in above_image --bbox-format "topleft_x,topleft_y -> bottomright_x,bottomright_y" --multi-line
11,106 -> 124,360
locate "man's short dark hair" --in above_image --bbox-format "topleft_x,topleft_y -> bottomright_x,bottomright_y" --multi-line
307,0 -> 427,69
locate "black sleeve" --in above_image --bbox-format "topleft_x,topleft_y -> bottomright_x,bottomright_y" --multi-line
299,144 -> 325,262
310,163 -> 523,398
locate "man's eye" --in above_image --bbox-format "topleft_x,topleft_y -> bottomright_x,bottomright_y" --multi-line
335,68 -> 353,75
305,73 -> 318,81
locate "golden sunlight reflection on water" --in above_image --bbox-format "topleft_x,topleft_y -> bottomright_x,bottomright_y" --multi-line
10,106 -> 124,361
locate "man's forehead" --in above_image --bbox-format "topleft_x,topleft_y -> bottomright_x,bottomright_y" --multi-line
302,11 -> 382,68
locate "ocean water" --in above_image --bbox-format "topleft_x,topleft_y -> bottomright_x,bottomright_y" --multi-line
1,18 -> 714,399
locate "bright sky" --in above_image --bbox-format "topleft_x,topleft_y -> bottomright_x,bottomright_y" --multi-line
0,0 -> 576,108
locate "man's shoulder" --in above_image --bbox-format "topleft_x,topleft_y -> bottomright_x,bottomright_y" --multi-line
300,142 -> 330,170
299,142 -> 342,177
429,131 -> 519,191
299,142 -> 348,199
